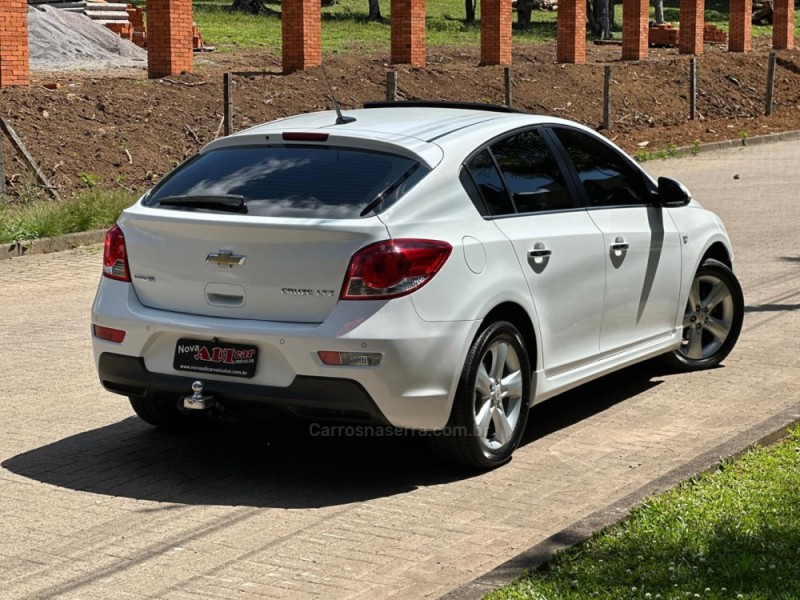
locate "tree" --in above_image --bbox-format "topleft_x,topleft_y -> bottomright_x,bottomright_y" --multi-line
368,0 -> 382,21
465,0 -> 476,23
231,0 -> 268,14
654,0 -> 665,24
587,0 -> 611,39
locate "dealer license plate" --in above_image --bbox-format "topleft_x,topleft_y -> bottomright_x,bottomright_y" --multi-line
173,338 -> 258,379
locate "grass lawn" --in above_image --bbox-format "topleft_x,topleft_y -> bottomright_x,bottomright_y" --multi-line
487,425 -> 800,600
0,189 -> 139,244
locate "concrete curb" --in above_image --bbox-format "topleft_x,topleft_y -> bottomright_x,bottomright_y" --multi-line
672,129 -> 800,156
1,228 -> 106,261
440,404 -> 800,600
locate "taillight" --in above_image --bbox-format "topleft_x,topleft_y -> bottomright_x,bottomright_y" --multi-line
341,239 -> 452,300
103,224 -> 130,282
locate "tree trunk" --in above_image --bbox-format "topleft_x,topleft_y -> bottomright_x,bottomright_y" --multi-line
368,0 -> 382,20
465,0 -> 476,23
231,0 -> 267,14
654,0 -> 665,24
589,0 -> 611,38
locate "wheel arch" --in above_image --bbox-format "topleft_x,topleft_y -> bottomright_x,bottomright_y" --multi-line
701,241 -> 732,270
480,301 -> 539,373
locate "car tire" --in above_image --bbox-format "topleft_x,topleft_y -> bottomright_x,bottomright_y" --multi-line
432,320 -> 531,469
661,258 -> 744,372
129,396 -> 190,428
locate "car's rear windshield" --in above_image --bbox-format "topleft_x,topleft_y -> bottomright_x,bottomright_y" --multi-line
145,146 -> 425,219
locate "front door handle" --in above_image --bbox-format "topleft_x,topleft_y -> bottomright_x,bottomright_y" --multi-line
610,236 -> 629,251
528,242 -> 552,258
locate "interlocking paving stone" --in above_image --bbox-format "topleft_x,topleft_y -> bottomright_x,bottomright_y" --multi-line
0,142 -> 798,599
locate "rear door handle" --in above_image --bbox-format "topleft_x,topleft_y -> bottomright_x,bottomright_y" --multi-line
528,242 -> 552,258
610,236 -> 629,251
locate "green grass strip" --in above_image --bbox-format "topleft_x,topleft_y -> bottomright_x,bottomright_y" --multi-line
487,425 -> 800,600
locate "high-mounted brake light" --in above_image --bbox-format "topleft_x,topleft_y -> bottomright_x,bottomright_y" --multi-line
282,132 -> 329,142
103,224 -> 130,282
341,239 -> 452,300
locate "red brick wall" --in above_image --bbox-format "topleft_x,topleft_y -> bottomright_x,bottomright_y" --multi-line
480,0 -> 512,65
622,0 -> 649,60
146,0 -> 194,78
728,0 -> 751,52
391,0 -> 426,68
282,0 -> 322,73
0,0 -> 30,88
773,0 -> 794,50
679,0 -> 704,55
557,0 -> 585,64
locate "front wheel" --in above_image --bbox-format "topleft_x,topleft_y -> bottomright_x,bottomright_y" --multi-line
432,321 -> 531,469
661,258 -> 744,372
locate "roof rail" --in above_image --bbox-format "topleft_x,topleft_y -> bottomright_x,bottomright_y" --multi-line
363,100 -> 526,114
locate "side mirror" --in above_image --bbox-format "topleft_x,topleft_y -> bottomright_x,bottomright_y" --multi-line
658,177 -> 691,207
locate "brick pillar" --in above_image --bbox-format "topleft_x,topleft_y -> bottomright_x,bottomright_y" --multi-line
621,0 -> 649,60
480,0 -> 512,65
773,0 -> 794,50
146,0 -> 194,78
282,0 -> 322,73
728,0 -> 751,52
0,0 -> 30,88
679,0 -> 704,55
391,0 -> 426,68
557,0 -> 585,64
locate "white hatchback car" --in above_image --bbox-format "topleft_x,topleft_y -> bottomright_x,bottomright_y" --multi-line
92,102 -> 743,468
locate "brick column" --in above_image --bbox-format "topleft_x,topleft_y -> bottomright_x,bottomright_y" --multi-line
282,0 -> 322,73
679,0 -> 704,55
773,0 -> 794,50
622,0 -> 649,60
480,0 -> 512,65
728,0 -> 751,52
146,0 -> 194,78
556,0 -> 585,64
391,0 -> 426,68
0,0 -> 30,88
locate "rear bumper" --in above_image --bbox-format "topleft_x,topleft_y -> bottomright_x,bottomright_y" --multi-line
98,353 -> 390,423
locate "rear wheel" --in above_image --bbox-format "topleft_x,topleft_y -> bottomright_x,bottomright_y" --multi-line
661,258 -> 744,372
129,396 -> 189,428
432,321 -> 531,469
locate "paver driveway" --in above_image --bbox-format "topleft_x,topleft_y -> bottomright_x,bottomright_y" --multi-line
1,141 -> 799,599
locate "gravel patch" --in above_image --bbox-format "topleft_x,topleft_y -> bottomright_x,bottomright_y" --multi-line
28,5 -> 146,71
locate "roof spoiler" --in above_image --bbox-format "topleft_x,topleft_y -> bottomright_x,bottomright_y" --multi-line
362,100 -> 527,114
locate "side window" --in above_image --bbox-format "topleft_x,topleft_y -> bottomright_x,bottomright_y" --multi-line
553,128 -> 651,208
490,129 -> 574,213
465,149 -> 515,216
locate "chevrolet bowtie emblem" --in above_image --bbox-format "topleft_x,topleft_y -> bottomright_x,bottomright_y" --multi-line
206,250 -> 246,268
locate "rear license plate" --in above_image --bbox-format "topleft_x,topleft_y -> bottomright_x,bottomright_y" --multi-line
174,338 -> 258,379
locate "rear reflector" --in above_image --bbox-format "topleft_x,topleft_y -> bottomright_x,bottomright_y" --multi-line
282,132 -> 329,142
103,225 -> 130,282
93,325 -> 126,343
318,351 -> 382,367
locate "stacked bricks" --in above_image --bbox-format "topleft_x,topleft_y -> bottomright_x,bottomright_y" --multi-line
622,0 -> 649,60
480,0 -> 512,65
773,0 -> 794,50
391,0 -> 426,68
128,5 -> 147,48
649,23 -> 679,46
282,0 -> 322,73
105,22 -> 134,41
0,0 -> 30,88
703,23 -> 727,43
145,0 -> 194,78
679,0 -> 704,54
556,0 -> 585,64
728,0 -> 751,51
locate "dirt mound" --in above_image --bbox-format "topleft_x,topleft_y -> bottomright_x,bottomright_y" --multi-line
28,5 -> 146,72
2,43 -> 800,197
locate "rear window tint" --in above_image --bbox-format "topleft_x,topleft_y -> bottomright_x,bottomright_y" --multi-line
146,146 -> 424,219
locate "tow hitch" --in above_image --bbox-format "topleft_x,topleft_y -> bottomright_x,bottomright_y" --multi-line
183,380 -> 215,411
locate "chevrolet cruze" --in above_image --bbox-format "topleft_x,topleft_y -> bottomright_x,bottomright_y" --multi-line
91,102 -> 744,468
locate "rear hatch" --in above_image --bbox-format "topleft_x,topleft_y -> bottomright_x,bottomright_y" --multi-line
120,142 -> 428,324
